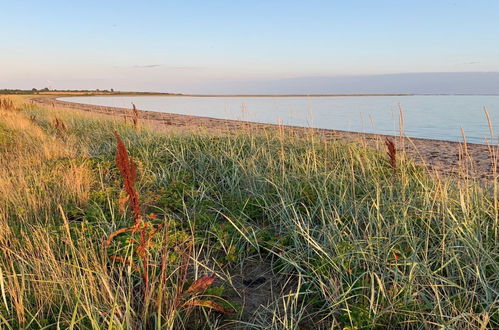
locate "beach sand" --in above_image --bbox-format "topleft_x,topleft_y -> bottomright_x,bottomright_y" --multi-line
32,96 -> 498,182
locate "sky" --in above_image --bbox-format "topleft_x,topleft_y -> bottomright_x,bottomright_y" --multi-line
1,0 -> 499,93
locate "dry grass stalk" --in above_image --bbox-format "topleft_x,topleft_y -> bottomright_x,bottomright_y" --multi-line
0,98 -> 15,111
118,193 -> 129,214
458,127 -> 474,175
131,103 -> 139,129
53,117 -> 67,135
385,137 -> 397,173
110,256 -> 140,273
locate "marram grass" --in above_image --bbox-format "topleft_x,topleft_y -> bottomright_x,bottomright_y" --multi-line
0,95 -> 497,329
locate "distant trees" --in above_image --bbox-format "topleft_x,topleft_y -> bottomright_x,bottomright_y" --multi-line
0,87 -> 50,94
0,89 -> 38,95
0,88 -> 180,95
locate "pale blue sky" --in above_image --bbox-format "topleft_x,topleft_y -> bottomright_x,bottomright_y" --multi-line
1,0 -> 498,92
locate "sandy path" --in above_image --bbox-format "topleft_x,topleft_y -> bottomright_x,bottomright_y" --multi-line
32,96 -> 498,182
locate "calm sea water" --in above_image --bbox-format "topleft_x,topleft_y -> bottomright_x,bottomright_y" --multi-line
59,95 -> 499,144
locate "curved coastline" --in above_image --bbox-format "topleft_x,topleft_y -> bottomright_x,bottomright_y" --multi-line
32,95 -> 497,181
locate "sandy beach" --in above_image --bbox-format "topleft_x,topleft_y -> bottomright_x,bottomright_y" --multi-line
33,96 -> 498,182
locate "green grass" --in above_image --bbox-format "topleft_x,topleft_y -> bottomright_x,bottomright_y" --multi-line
0,96 -> 497,329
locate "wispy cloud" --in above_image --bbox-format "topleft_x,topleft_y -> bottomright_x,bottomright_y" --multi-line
133,64 -> 162,68
170,66 -> 202,70
458,61 -> 480,65
126,64 -> 203,70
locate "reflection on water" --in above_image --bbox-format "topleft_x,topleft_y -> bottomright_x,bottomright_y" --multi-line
59,95 -> 499,144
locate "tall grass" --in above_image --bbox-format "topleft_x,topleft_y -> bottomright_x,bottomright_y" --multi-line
132,103 -> 139,129
0,95 -> 497,328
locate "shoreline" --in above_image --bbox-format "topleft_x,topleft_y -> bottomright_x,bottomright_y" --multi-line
58,93 -> 413,98
25,92 -> 499,97
32,96 -> 498,181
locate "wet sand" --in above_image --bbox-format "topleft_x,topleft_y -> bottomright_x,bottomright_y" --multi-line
32,96 -> 498,182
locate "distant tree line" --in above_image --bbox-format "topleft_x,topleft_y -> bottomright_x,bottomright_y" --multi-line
0,88 -> 182,95
0,88 -> 116,94
0,88 -> 46,94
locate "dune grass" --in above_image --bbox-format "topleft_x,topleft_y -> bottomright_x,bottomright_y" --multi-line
0,95 -> 497,329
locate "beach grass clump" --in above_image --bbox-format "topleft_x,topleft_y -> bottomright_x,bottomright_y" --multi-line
0,95 -> 496,328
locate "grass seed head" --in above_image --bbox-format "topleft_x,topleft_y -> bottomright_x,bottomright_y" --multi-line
114,130 -> 141,224
131,103 -> 139,129
385,137 -> 397,173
